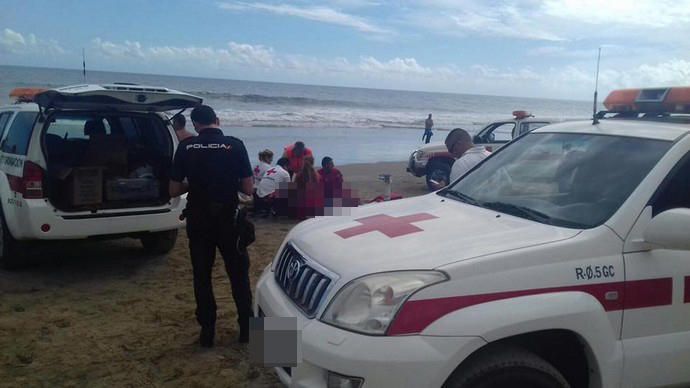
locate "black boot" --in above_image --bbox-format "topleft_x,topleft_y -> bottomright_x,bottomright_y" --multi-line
200,326 -> 215,348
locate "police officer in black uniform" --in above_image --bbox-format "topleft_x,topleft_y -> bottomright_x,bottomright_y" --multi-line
169,105 -> 254,347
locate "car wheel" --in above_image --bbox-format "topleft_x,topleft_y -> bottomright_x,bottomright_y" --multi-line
0,209 -> 22,270
426,160 -> 451,191
141,229 -> 178,255
443,346 -> 570,388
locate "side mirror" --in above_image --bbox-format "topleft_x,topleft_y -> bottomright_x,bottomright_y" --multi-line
473,135 -> 482,144
644,208 -> 690,250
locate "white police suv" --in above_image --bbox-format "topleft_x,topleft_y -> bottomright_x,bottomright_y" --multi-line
256,86 -> 690,387
0,84 -> 201,269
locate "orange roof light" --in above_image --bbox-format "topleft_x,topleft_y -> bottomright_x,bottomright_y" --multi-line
604,86 -> 690,114
512,110 -> 532,119
603,88 -> 640,112
9,88 -> 47,103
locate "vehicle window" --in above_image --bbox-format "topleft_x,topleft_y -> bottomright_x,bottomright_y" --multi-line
1,112 -> 38,155
482,122 -> 515,143
443,133 -> 670,229
519,122 -> 549,135
0,112 -> 13,139
650,153 -> 690,216
46,115 -> 112,140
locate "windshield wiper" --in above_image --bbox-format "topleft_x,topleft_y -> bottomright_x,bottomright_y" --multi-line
481,201 -> 553,224
441,190 -> 483,207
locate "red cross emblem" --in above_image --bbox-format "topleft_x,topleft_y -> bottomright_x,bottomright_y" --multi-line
335,213 -> 438,239
265,168 -> 276,176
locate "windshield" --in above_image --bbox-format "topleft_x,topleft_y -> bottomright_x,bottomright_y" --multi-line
442,132 -> 671,229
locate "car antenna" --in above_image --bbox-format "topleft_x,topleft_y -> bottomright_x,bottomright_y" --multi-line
82,48 -> 87,82
592,47 -> 602,125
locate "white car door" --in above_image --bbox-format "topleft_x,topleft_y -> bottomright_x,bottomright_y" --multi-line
621,150 -> 690,387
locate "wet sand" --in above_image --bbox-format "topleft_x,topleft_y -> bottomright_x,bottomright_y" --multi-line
0,161 -> 428,387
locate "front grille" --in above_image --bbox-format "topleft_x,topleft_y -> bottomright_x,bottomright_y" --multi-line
274,244 -> 331,317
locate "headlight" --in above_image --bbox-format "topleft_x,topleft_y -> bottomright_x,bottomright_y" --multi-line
321,271 -> 447,335
415,150 -> 425,160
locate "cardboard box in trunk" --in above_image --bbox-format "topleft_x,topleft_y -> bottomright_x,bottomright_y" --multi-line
69,167 -> 104,206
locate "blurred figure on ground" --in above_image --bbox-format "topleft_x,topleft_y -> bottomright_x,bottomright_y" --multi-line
282,141 -> 313,175
318,156 -> 343,202
430,127 -> 491,190
253,149 -> 273,184
254,157 -> 290,217
423,113 -> 434,144
172,113 -> 195,143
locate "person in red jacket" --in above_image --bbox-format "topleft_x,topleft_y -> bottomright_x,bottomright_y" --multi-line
282,141 -> 313,175
318,156 -> 343,202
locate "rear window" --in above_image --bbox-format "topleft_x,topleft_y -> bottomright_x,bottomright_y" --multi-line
1,112 -> 38,155
43,112 -> 172,168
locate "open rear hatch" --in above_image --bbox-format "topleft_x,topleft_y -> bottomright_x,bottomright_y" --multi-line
35,84 -> 202,112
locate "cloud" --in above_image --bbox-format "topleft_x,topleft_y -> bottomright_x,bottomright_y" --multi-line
0,28 -> 64,55
400,0 -> 690,45
218,2 -> 390,34
1,29 -> 25,49
541,0 -> 690,28
359,56 -> 432,75
87,36 -> 690,100
92,38 -> 276,68
228,42 -> 275,67
447,8 -> 564,41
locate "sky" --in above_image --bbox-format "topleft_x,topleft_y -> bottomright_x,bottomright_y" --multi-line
1,0 -> 690,100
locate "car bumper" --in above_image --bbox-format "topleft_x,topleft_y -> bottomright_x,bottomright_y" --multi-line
406,153 -> 426,177
10,197 -> 186,240
255,268 -> 486,388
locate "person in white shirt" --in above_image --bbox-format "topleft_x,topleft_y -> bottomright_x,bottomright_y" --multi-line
253,149 -> 274,184
254,157 -> 291,216
430,128 -> 491,190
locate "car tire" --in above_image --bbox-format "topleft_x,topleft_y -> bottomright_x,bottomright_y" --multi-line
426,160 -> 452,191
0,209 -> 23,270
443,346 -> 570,388
141,229 -> 178,255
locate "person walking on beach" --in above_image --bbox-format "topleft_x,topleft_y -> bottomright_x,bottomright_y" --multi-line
172,113 -> 195,142
282,141 -> 313,175
423,113 -> 434,144
429,128 -> 491,190
169,105 -> 254,347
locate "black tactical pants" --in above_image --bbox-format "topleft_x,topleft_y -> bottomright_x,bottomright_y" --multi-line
185,205 -> 253,333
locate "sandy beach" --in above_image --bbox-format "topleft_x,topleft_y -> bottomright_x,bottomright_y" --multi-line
0,161 -> 428,387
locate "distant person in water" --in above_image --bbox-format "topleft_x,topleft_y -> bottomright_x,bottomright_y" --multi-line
282,141 -> 313,175
172,113 -> 195,142
423,113 -> 434,144
318,156 -> 343,201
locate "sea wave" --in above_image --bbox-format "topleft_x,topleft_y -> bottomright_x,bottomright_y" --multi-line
194,91 -> 378,109
214,108 -> 483,130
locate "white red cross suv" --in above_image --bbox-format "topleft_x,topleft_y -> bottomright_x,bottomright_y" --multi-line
256,86 -> 690,388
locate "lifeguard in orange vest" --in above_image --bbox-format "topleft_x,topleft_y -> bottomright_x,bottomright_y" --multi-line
282,141 -> 313,175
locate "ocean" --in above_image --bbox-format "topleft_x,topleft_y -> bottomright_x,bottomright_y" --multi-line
0,65 -> 592,165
